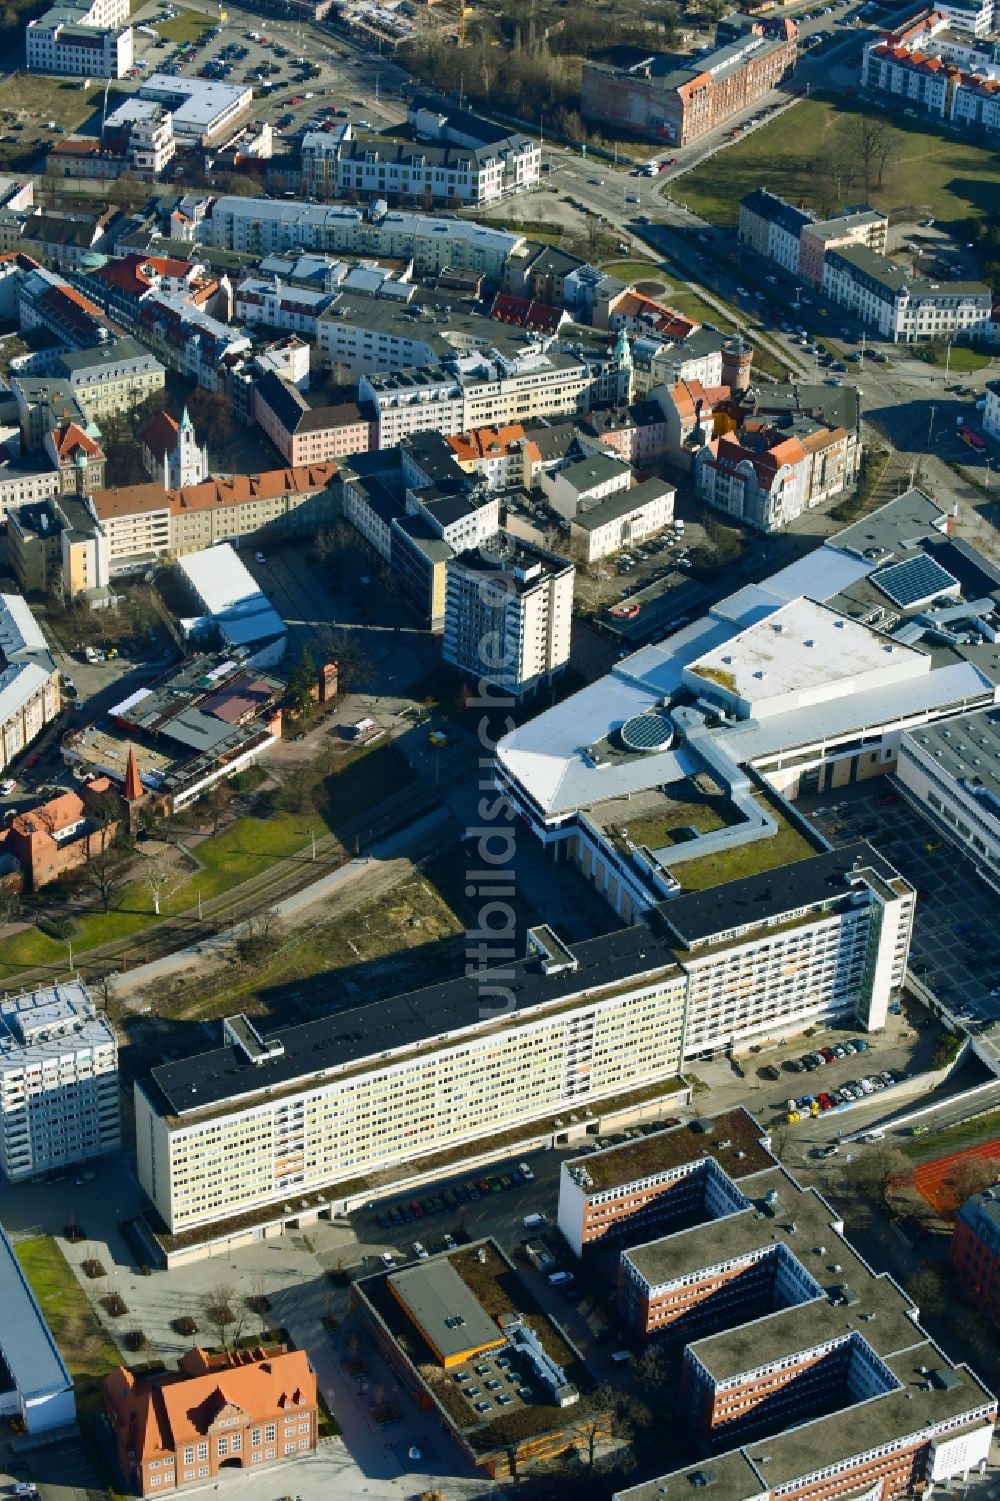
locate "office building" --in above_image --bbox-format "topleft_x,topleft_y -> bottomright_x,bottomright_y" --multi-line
54,336 -> 165,424
581,15 -> 797,146
897,706 -> 1000,881
608,1126 -> 996,1501
334,128 -> 538,207
864,12 -> 1000,135
100,98 -> 176,175
0,980 -> 120,1181
137,75 -> 253,148
353,1240 -> 585,1479
821,242 -> 995,342
540,453 -> 675,561
26,0 -> 132,79
0,1224 -> 75,1433
0,593 -> 60,775
104,1344 -> 317,1494
442,533 -> 574,698
951,1188 -> 1000,1314
495,490 -> 1000,920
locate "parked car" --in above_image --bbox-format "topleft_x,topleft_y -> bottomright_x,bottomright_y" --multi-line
518,1161 -> 535,1181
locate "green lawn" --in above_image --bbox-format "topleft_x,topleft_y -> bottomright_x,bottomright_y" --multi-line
922,344 -> 994,371
155,8 -> 213,41
16,1236 -> 122,1416
0,742 -> 417,983
899,1110 -> 1000,1162
674,800 -> 821,891
677,95 -> 1000,229
664,289 -> 736,332
625,790 -> 735,850
601,260 -> 669,283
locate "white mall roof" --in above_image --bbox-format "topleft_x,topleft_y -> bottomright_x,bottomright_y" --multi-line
178,544 -> 286,651
686,597 -> 928,720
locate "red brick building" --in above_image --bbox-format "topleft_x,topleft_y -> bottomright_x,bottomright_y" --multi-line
951,1187 -> 1000,1316
0,778 -> 123,891
104,1345 -> 318,1496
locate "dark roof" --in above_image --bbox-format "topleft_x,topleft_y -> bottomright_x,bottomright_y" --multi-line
144,925 -> 675,1118
255,368 -> 306,434
741,188 -> 813,238
655,842 -> 901,947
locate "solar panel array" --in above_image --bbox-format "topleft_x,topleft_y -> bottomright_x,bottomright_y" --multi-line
871,555 -> 959,609
621,713 -> 675,752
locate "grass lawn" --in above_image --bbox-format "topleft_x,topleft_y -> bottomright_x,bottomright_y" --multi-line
675,798 -> 821,891
602,260 -> 669,282
155,8 -> 213,41
922,345 -> 994,371
0,741 -> 416,983
665,289 -> 736,332
625,794 -> 734,850
16,1236 -> 122,1416
899,1110 -> 1000,1162
2,71 -> 93,130
677,95 -> 1000,229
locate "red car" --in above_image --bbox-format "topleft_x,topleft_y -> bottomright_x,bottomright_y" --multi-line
658,157 -> 677,170
410,1199 -> 424,1218
820,1047 -> 835,1062
818,1093 -> 834,1110
290,95 -> 303,104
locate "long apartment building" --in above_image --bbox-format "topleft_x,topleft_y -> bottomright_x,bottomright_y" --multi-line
896,705 -> 1000,883
205,198 -> 522,282
0,593 -> 61,774
738,188 -> 888,288
821,242 -> 995,342
360,352 -> 592,448
863,11 -> 1000,135
135,840 -> 911,1258
0,981 -> 120,1182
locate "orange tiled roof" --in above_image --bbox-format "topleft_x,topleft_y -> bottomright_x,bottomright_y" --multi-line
51,421 -> 103,461
90,462 -> 338,523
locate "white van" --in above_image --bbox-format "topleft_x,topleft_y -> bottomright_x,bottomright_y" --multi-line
523,1212 -> 547,1230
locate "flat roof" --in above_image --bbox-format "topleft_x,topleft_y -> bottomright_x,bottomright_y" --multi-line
905,705 -> 1000,809
575,477 -> 675,532
654,841 -> 901,947
687,597 -> 928,712
0,1226 -> 74,1404
566,1107 -> 773,1193
145,925 -> 681,1118
617,1448 -> 768,1501
388,1258 -> 503,1362
0,980 -> 114,1071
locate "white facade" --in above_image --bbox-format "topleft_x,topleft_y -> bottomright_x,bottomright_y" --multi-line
821,246 -> 995,343
541,454 -> 632,523
362,357 -> 592,446
573,480 -> 675,563
26,0 -> 131,79
207,198 -> 521,281
236,278 -> 333,339
897,711 -> 1000,883
863,19 -> 1000,135
0,981 -> 120,1181
443,534 -> 574,699
984,381 -> 1000,442
0,1225 -> 76,1434
0,593 -> 60,774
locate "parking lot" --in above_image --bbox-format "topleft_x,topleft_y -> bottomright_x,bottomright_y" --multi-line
799,778 -> 1000,1022
127,0 -> 408,144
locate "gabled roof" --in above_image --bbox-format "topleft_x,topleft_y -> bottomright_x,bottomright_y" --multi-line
50,421 -> 102,461
141,409 -> 181,457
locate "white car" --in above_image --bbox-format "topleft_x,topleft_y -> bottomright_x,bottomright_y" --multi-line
380,1251 -> 396,1268
518,1161 -> 535,1181
254,551 -> 266,564
0,779 -> 16,795
413,1241 -> 429,1260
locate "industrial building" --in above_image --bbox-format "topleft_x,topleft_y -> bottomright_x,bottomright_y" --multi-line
0,1225 -> 76,1433
176,544 -> 287,668
0,980 -> 119,1182
136,75 -> 253,148
581,15 -> 797,146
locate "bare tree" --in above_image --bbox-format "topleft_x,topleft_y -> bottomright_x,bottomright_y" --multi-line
206,778 -> 232,837
200,1283 -> 239,1352
144,863 -> 183,917
80,826 -> 129,915
246,1276 -> 271,1336
840,113 -> 895,199
235,907 -> 281,969
572,1381 -> 647,1467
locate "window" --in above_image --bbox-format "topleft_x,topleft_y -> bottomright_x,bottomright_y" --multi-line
264,1423 -> 276,1442
217,1438 -> 228,1457
196,1443 -> 208,1462
183,1448 -> 194,1465
251,1428 -> 261,1447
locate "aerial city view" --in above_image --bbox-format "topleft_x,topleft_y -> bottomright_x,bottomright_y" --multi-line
0,0 -> 999,1494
